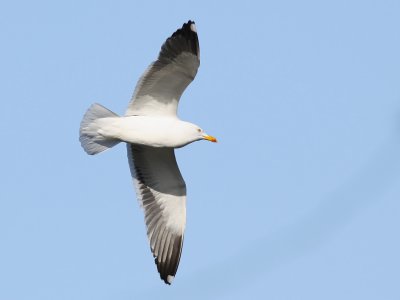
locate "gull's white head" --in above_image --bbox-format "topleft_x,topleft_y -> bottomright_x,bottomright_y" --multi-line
196,126 -> 217,143
181,122 -> 217,146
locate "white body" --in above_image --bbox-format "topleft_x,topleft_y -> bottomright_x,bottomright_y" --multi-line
98,116 -> 201,148
79,103 -> 209,155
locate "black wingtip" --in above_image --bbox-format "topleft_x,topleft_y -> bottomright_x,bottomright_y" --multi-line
167,20 -> 199,58
153,234 -> 184,285
171,20 -> 196,36
185,20 -> 196,30
158,20 -> 200,61
178,20 -> 196,29
154,257 -> 173,285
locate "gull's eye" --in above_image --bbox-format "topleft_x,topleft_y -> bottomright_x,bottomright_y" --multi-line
197,128 -> 201,132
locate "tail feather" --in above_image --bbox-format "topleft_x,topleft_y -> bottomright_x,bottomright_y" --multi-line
79,103 -> 120,155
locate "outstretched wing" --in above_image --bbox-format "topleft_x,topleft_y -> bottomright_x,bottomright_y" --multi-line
125,20 -> 200,117
127,144 -> 186,284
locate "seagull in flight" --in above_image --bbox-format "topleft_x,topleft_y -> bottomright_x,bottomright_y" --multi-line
79,21 -> 216,284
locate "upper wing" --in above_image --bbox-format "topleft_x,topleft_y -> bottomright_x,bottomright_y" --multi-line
125,20 -> 200,117
127,144 -> 186,284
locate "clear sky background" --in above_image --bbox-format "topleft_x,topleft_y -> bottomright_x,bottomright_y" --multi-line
1,0 -> 400,299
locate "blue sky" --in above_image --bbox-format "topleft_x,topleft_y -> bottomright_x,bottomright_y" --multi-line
1,0 -> 400,299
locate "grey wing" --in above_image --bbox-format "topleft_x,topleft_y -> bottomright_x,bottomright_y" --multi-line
127,144 -> 186,284
125,20 -> 200,117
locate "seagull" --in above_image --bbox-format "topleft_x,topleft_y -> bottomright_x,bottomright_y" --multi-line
79,21 -> 216,285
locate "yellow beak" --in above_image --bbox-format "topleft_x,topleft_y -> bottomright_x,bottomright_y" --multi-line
203,134 -> 217,143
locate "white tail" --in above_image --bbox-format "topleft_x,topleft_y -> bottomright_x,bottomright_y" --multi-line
79,103 -> 120,155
